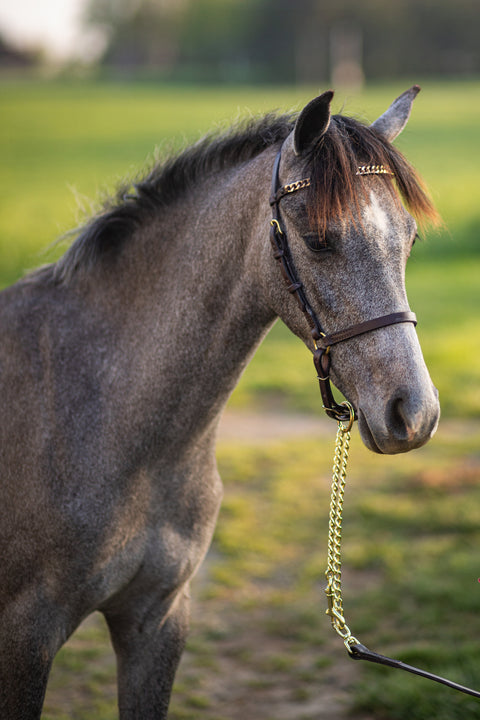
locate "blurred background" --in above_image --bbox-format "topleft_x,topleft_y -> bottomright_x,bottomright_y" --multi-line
1,1 -> 480,719
0,0 -> 478,84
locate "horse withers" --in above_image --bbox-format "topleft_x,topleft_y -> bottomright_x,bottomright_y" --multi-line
0,87 -> 440,718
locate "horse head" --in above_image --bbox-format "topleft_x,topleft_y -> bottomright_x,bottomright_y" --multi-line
264,88 -> 440,454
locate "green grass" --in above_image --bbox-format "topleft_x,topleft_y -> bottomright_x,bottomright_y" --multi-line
42,616 -> 117,720
43,425 -> 480,719
1,78 -> 479,417
196,426 -> 480,720
2,78 -> 479,275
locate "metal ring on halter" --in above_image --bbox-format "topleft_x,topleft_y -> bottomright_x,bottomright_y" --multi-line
314,334 -> 331,356
270,218 -> 284,235
337,401 -> 355,433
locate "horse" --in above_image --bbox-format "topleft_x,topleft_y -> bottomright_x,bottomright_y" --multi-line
0,86 -> 440,719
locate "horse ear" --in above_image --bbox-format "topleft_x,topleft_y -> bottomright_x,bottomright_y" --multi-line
293,90 -> 334,156
370,85 -> 421,142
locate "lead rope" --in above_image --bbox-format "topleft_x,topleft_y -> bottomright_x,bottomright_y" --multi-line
324,401 -> 359,651
323,402 -> 480,699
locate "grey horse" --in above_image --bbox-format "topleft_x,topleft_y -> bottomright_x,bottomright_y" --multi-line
0,87 -> 440,718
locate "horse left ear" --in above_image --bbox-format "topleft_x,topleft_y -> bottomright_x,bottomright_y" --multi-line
371,85 -> 421,142
293,90 -> 334,156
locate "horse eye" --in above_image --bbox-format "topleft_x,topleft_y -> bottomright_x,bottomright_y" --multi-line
303,233 -> 330,253
407,233 -> 419,258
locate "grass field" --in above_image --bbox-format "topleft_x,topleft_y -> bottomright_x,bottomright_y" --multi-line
1,77 -> 480,416
2,78 -> 479,272
42,422 -> 480,720
2,78 -> 480,719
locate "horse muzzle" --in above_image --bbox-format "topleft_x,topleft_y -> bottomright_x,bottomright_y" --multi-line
357,382 -> 440,454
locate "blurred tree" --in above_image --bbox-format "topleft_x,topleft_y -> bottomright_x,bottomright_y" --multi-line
84,0 -> 187,72
177,0 -> 260,81
84,0 -> 479,83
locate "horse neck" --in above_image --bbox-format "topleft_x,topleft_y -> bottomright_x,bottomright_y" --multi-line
87,151 -> 277,448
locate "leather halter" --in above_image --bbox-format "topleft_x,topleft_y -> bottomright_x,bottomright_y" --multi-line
269,148 -> 417,422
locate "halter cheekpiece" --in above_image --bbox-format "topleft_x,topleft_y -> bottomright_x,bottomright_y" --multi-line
269,148 -> 416,423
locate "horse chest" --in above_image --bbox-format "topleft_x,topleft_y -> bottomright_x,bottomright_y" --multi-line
82,464 -> 222,602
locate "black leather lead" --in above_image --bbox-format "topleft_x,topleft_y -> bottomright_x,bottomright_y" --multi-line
349,643 -> 480,699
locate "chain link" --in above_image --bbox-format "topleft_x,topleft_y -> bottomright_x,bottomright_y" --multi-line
324,402 -> 359,651
283,178 -> 311,194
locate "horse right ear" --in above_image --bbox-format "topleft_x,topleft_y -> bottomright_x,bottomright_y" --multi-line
293,91 -> 334,156
370,85 -> 421,142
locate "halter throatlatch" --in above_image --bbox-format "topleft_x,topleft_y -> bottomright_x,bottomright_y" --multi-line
269,148 -> 416,422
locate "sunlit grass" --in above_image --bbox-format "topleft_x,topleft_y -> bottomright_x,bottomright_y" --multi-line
43,425 -> 480,718
1,78 -> 479,279
4,77 -> 477,415
42,616 -> 117,720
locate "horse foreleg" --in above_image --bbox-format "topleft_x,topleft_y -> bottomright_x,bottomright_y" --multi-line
104,587 -> 190,720
0,650 -> 51,720
0,600 -> 59,720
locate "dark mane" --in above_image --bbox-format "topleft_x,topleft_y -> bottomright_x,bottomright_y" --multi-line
55,114 -> 294,281
306,114 -> 439,235
55,110 -> 438,281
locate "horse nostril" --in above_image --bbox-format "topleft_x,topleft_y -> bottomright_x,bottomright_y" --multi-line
386,391 -> 413,441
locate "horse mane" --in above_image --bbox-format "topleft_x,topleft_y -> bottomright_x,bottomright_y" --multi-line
55,110 -> 439,282
55,114 -> 294,282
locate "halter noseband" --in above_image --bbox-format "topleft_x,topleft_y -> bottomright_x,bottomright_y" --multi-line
269,148 -> 417,423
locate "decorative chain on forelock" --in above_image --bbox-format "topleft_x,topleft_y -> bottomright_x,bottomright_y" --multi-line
279,165 -> 393,196
282,178 -> 311,194
356,165 -> 393,176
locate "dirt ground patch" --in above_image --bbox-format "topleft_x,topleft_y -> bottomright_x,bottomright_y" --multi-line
217,408 -> 331,444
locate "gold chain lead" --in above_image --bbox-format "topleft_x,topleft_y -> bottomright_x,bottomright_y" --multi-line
324,401 -> 359,651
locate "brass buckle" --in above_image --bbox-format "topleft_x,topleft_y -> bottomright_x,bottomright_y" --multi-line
270,218 -> 283,236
